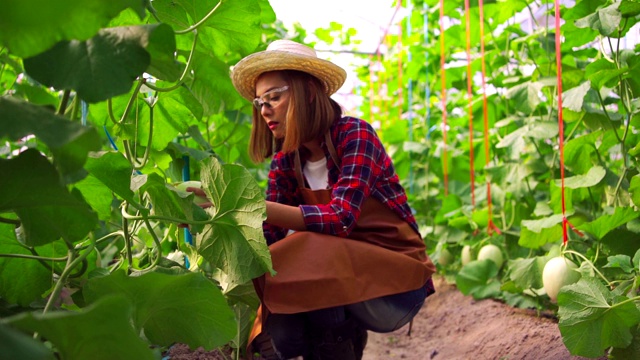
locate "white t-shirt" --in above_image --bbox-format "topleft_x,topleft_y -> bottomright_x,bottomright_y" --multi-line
303,157 -> 329,190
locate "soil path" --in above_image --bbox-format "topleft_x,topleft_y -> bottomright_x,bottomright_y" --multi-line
363,276 -> 603,360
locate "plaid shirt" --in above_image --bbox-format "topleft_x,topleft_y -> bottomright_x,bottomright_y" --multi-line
264,116 -> 419,245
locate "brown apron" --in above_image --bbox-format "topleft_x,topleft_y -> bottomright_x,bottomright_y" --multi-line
248,133 -> 435,355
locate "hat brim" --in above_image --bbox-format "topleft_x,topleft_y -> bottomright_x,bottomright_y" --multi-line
231,50 -> 347,101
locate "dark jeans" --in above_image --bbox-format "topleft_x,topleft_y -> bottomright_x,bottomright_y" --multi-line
265,284 -> 429,358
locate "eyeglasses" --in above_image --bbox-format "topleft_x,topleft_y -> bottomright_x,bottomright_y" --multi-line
253,86 -> 289,110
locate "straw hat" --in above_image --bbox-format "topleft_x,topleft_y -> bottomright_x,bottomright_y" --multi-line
231,40 -> 347,101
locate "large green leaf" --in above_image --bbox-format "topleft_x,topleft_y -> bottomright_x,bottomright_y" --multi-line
455,259 -> 501,300
0,224 -> 53,306
190,51 -> 246,115
518,224 -> 564,249
619,0 -> 640,17
434,194 -> 463,225
555,165 -> 606,189
0,323 -> 55,360
3,295 -> 155,360
144,23 -> 182,82
564,131 -> 601,173
558,277 -> 640,358
574,2 -> 622,36
197,0 -> 263,59
562,81 -> 591,111
196,157 -> 273,285
0,150 -> 98,246
83,271 -> 236,349
585,58 -> 627,90
0,97 -> 102,176
609,325 -> 640,359
631,174 -> 640,207
84,151 -> 136,205
23,25 -> 174,103
72,174 -> 116,221
135,173 -> 208,230
522,214 -> 564,233
153,0 -> 263,58
578,207 -> 640,240
0,0 -> 145,58
507,256 -> 546,290
506,81 -> 543,114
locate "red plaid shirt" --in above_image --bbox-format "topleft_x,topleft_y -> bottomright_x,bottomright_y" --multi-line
264,116 -> 419,245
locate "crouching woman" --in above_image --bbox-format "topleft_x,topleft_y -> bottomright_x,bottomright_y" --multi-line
230,39 -> 436,360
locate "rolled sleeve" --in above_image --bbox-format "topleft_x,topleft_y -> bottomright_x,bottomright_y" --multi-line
299,119 -> 382,237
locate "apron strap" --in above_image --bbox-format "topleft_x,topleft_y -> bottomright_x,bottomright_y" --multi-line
324,131 -> 340,167
294,149 -> 306,188
294,131 -> 340,190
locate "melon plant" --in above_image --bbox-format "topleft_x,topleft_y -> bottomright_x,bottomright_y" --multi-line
174,181 -> 209,206
438,248 -> 453,266
461,245 -> 473,266
477,244 -> 503,268
542,256 -> 580,302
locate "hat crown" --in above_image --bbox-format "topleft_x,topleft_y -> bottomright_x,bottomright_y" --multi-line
231,40 -> 346,101
266,40 -> 317,58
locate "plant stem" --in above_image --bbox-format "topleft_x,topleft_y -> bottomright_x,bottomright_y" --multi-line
142,216 -> 163,269
0,216 -> 20,225
563,249 -> 610,286
57,89 -> 71,115
121,209 -> 214,226
175,1 -> 223,34
123,102 -> 154,170
120,79 -> 145,124
610,295 -> 640,310
107,98 -> 120,124
42,243 -> 95,315
144,32 -> 198,93
69,94 -> 80,120
122,205 -> 134,274
0,253 -> 68,261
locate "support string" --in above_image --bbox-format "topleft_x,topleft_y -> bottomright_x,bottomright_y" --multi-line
439,0 -> 449,195
479,0 -> 501,234
464,0 -> 476,208
553,0 -> 569,245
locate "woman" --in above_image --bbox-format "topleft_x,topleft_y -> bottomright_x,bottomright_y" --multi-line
231,40 -> 436,360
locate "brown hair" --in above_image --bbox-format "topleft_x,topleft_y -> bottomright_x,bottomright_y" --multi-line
248,70 -> 343,163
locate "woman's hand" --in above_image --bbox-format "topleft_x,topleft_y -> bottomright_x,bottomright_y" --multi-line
185,187 -> 213,209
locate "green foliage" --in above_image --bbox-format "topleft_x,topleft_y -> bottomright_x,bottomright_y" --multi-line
5,296 -> 157,360
558,277 -> 640,358
83,271 -> 236,349
346,0 -> 640,355
2,0 -> 640,356
0,0 -> 276,358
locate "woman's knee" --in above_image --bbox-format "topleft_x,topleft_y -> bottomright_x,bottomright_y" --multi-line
347,286 -> 427,333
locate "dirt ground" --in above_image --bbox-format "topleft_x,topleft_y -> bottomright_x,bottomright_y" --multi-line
362,276 -> 604,360
167,276 -> 605,360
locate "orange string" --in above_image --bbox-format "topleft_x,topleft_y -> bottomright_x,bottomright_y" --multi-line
397,0 -> 403,124
464,0 -> 475,208
369,55 -> 375,124
479,0 -> 500,234
554,0 -> 568,245
382,36 -> 390,125
439,0 -> 448,195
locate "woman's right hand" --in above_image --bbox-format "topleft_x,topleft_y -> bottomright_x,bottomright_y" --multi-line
186,187 -> 213,209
